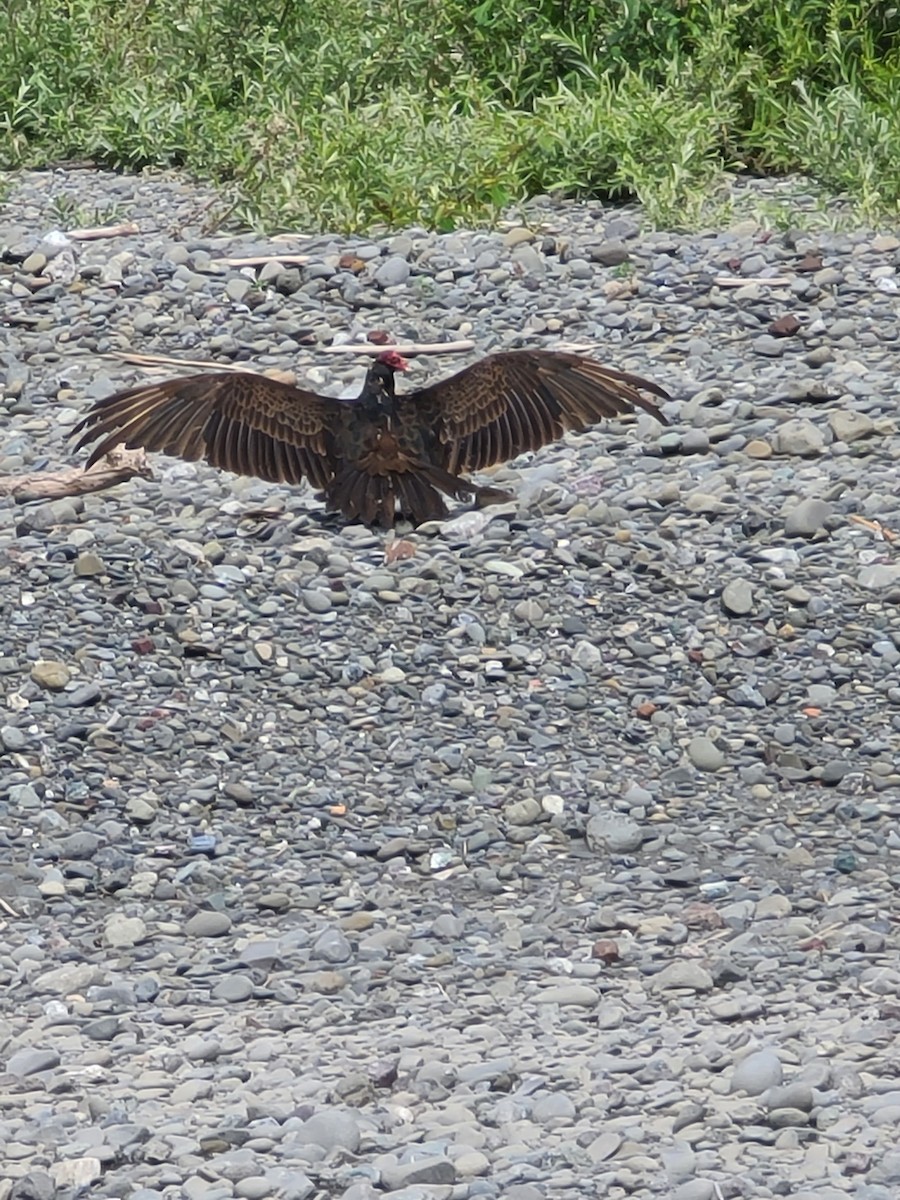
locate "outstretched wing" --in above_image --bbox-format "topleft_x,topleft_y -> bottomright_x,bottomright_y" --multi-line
406,349 -> 669,474
72,372 -> 346,489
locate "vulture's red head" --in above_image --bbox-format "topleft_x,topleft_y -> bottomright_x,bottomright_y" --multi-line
376,349 -> 409,372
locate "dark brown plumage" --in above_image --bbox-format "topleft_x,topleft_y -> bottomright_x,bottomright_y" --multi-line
73,348 -> 669,527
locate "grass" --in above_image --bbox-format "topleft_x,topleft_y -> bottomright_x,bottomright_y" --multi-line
1,0 -> 899,232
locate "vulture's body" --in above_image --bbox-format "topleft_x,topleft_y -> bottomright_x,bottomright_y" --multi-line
74,349 -> 669,527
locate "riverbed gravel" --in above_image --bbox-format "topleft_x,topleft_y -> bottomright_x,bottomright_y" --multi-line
1,167 -> 900,1200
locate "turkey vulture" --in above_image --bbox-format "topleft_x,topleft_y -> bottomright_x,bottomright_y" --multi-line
73,348 -> 669,527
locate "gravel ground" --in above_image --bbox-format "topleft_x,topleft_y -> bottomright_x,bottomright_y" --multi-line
2,167 -> 900,1200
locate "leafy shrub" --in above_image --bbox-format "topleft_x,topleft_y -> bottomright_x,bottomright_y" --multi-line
1,0 -> 898,229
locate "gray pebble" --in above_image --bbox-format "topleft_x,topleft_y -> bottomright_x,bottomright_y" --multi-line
185,912 -> 233,938
686,736 -> 726,771
721,578 -> 754,615
784,497 -> 831,537
731,1049 -> 784,1095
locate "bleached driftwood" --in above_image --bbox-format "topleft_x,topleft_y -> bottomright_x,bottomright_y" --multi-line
849,514 -> 898,544
210,254 -> 310,268
0,447 -> 152,502
712,275 -> 793,288
66,223 -> 141,241
99,350 -> 264,374
322,340 -> 475,355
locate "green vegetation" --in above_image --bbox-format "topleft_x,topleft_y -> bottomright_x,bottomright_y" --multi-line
1,0 -> 898,231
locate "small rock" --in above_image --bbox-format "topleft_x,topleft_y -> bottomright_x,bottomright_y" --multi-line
651,962 -> 714,992
380,1157 -> 456,1189
859,564 -> 900,590
721,579 -> 754,616
768,1106 -> 810,1128
104,913 -> 147,948
784,497 -> 831,537
731,1048 -> 783,1095
50,1159 -> 101,1189
7,1047 -> 61,1076
753,334 -> 787,357
503,227 -> 535,247
532,1092 -> 577,1121
312,928 -> 353,963
1,724 -> 27,750
589,240 -> 629,266
829,410 -> 874,442
765,1083 -> 814,1112
212,975 -> 254,1003
373,256 -> 410,288
505,797 -> 543,826
586,812 -> 643,853
686,736 -> 726,771
296,1109 -> 361,1153
73,552 -> 105,576
537,984 -> 599,1006
672,1183 -> 715,1200
768,314 -> 801,337
302,588 -> 332,614
184,911 -> 232,938
30,660 -> 71,690
773,418 -> 826,456
125,796 -> 158,823
379,666 -> 406,684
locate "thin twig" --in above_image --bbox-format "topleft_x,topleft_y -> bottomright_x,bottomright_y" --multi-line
713,275 -> 793,288
210,254 -> 310,268
99,350 -> 263,374
849,514 -> 897,543
322,340 -> 475,355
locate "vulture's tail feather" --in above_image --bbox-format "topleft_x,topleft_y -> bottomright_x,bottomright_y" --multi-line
326,462 -> 491,527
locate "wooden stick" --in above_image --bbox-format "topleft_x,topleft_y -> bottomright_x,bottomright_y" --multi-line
210,254 -> 310,268
0,447 -> 152,502
99,350 -> 262,374
713,275 -> 793,288
66,223 -> 141,241
322,340 -> 475,355
849,514 -> 898,543
96,351 -> 297,385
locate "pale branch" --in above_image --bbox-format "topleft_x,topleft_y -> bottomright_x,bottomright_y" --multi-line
98,342 -> 477,378
713,275 -> 793,287
98,351 -> 298,385
849,514 -> 898,544
322,340 -> 475,355
0,448 -> 152,503
210,254 -> 310,268
66,223 -> 141,241
99,350 -> 266,374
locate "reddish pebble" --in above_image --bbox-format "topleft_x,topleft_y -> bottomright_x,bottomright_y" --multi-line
768,314 -> 801,337
591,939 -> 620,964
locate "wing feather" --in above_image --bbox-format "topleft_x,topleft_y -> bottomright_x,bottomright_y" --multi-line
407,349 -> 669,473
72,371 -> 343,487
